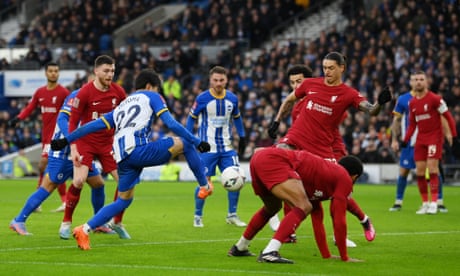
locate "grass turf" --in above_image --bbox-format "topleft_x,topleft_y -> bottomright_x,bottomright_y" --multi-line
1,179 -> 459,275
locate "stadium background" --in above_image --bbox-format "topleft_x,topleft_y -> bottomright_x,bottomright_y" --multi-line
1,0 -> 459,184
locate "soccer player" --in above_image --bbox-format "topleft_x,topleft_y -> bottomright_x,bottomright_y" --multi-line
67,55 -> 129,238
51,69 -> 213,250
268,56 -> 385,244
9,88 -> 107,237
401,71 -> 457,214
186,66 -> 246,228
389,74 -> 448,212
228,147 -> 364,263
8,62 -> 70,212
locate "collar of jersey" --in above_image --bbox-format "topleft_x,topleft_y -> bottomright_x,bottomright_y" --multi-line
210,88 -> 226,99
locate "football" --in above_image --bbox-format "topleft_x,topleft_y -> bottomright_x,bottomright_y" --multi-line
221,166 -> 246,192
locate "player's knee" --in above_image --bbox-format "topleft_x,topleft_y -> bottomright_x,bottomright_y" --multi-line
297,200 -> 313,215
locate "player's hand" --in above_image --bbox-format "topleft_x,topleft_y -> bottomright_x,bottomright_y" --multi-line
7,117 -> 20,128
268,121 -> 280,139
51,138 -> 69,151
400,141 -> 408,149
238,138 -> 246,156
451,137 -> 460,158
197,141 -> 210,153
377,86 -> 392,105
197,182 -> 214,199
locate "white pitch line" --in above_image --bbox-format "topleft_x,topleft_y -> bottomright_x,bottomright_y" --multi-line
1,230 -> 459,253
0,261 -> 321,275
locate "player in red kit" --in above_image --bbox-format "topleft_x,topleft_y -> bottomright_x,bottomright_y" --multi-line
9,62 -> 70,212
268,55 -> 391,244
65,55 -> 129,238
228,147 -> 364,263
402,71 -> 457,214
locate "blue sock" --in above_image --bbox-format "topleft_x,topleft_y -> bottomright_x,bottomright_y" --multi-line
91,186 -> 105,214
15,187 -> 50,223
182,139 -> 208,186
228,190 -> 240,214
87,197 -> 133,229
194,186 -> 205,216
396,175 -> 408,201
438,175 -> 443,200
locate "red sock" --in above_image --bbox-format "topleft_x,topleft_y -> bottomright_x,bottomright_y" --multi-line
243,207 -> 273,240
429,173 -> 439,202
347,198 -> 365,221
273,207 -> 306,242
417,176 -> 429,202
283,203 -> 291,216
63,185 -> 82,223
111,187 -> 125,224
57,182 -> 67,203
36,173 -> 44,189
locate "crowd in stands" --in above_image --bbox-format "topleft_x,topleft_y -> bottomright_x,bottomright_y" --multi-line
1,0 -> 460,171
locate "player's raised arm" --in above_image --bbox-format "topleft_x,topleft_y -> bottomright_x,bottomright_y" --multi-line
51,113 -> 113,151
358,86 -> 393,116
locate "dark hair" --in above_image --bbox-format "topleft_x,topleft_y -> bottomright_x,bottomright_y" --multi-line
94,55 -> 115,67
209,65 -> 228,76
338,155 -> 363,177
287,64 -> 313,78
44,62 -> 59,70
324,52 -> 347,66
135,69 -> 162,90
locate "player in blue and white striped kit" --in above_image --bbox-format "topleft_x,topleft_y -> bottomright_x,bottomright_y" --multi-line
186,66 -> 247,227
9,87 -> 106,237
52,69 -> 212,250
389,75 -> 447,212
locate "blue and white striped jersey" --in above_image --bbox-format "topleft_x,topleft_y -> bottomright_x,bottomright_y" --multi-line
187,89 -> 244,153
66,91 -> 201,162
393,91 -> 417,146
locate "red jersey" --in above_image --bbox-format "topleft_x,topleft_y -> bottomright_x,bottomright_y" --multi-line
405,91 -> 454,145
250,147 -> 352,260
69,82 -> 126,144
18,85 -> 70,144
281,78 -> 365,158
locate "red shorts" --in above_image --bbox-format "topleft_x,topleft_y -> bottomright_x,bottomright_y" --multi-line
414,142 -> 443,161
250,149 -> 300,196
75,140 -> 117,173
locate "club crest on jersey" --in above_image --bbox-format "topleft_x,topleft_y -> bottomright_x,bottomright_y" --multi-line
331,96 -> 338,103
424,104 -> 428,112
112,98 -> 117,106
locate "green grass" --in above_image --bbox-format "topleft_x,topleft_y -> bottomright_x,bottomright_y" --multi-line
1,179 -> 459,275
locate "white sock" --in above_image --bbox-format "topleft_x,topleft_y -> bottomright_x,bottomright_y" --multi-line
268,215 -> 280,232
262,239 -> 282,254
437,199 -> 444,205
360,215 -> 369,224
395,199 -> 403,205
83,223 -> 92,234
236,236 -> 250,251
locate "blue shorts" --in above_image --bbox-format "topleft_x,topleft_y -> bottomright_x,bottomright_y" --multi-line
201,150 -> 239,177
45,156 -> 100,184
399,146 -> 415,169
117,137 -> 174,192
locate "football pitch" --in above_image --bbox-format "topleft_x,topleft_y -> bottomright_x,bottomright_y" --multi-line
1,179 -> 459,275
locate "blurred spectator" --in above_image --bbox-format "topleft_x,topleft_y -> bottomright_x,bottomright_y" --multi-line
13,148 -> 38,177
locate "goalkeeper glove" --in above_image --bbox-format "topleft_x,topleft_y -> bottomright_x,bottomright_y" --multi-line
197,141 -> 210,153
377,86 -> 392,105
51,138 -> 69,151
268,121 -> 280,139
400,140 -> 408,149
197,182 -> 213,199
